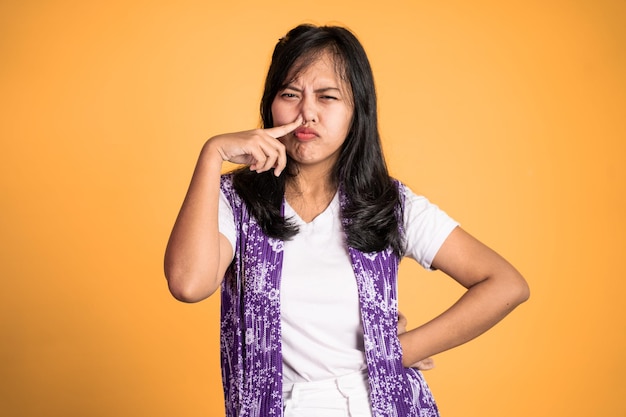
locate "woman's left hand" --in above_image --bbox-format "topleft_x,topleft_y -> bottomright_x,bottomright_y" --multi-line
398,311 -> 435,370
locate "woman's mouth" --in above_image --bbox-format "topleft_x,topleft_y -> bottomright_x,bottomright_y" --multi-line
294,127 -> 318,141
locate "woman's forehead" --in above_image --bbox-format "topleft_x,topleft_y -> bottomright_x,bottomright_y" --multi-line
285,50 -> 349,87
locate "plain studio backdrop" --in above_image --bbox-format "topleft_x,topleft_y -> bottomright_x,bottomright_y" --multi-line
1,1 -> 624,416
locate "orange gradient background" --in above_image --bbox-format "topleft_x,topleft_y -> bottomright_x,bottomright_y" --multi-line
1,1 -> 624,416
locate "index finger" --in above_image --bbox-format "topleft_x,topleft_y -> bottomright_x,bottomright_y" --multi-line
265,116 -> 303,139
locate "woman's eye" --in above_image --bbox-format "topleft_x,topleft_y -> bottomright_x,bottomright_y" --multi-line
321,95 -> 338,100
281,93 -> 298,99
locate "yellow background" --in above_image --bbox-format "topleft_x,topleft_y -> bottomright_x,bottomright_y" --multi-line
1,1 -> 624,416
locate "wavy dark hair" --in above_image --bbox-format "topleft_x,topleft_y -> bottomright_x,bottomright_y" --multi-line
232,24 -> 403,255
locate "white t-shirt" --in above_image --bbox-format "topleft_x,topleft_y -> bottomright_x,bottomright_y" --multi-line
218,185 -> 458,385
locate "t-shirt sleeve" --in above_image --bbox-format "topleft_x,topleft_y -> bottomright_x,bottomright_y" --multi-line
219,189 -> 237,253
402,186 -> 459,270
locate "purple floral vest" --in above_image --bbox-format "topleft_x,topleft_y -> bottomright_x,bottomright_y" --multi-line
219,174 -> 439,417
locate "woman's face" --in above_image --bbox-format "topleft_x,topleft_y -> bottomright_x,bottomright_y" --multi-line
271,51 -> 354,173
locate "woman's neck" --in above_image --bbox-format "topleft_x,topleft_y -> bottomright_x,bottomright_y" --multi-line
285,172 -> 337,223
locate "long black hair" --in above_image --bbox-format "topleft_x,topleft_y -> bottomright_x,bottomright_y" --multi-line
232,24 -> 404,255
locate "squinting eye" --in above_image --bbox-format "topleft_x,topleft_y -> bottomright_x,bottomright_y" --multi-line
321,95 -> 338,100
281,93 -> 298,99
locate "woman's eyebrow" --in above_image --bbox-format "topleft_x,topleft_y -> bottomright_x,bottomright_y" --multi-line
283,85 -> 342,94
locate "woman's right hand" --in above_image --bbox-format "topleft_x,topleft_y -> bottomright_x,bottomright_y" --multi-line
207,116 -> 302,176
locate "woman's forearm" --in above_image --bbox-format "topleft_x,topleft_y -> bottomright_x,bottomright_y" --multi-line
399,268 -> 528,366
164,141 -> 230,302
399,227 -> 530,366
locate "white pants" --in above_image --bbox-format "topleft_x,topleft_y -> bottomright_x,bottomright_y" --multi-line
283,370 -> 373,417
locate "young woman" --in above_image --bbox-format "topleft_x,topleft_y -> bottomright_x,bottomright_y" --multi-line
164,24 -> 529,417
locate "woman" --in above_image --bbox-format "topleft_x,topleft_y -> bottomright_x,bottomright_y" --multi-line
164,24 -> 529,417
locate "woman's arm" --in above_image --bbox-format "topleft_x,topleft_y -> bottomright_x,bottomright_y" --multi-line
163,141 -> 232,303
163,118 -> 302,302
398,226 -> 530,366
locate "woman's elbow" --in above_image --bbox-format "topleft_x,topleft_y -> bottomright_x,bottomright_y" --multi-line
507,271 -> 530,308
165,269 -> 219,303
518,278 -> 531,304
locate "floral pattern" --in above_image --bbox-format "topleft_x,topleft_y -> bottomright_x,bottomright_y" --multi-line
219,174 -> 439,417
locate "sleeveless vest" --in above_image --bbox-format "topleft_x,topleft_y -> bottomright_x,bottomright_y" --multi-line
219,174 -> 439,417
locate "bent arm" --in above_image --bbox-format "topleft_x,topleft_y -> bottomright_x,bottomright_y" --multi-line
164,141 -> 233,303
163,119 -> 301,302
399,226 -> 530,366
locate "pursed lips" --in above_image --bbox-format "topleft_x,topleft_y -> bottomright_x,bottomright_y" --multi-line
294,126 -> 319,141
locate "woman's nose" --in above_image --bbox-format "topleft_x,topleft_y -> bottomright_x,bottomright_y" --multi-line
300,96 -> 317,123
